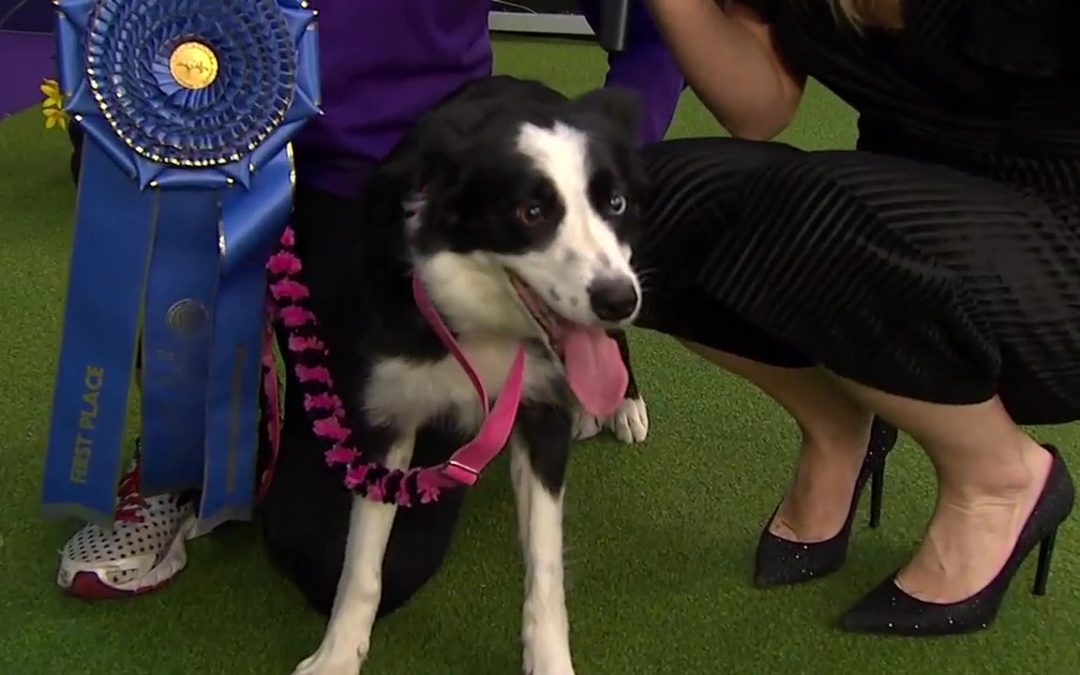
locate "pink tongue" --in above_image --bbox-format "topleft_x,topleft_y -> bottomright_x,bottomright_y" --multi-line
562,326 -> 628,418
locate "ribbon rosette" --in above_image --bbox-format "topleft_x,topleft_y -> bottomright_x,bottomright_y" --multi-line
42,0 -> 320,532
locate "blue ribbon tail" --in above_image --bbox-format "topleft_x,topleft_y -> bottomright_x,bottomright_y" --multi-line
197,149 -> 293,533
42,142 -> 155,526
139,192 -> 221,495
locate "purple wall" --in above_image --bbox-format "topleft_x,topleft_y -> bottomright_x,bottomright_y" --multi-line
1,0 -> 55,33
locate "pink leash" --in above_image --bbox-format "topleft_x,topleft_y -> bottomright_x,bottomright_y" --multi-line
261,225 -> 526,506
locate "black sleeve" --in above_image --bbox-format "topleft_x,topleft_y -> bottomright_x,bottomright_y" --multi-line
962,0 -> 1064,78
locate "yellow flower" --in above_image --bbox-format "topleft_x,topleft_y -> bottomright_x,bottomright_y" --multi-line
44,107 -> 69,131
41,79 -> 69,131
41,79 -> 63,109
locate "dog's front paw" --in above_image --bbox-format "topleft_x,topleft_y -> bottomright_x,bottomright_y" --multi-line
609,395 -> 648,444
292,640 -> 367,675
572,396 -> 649,444
571,408 -> 604,441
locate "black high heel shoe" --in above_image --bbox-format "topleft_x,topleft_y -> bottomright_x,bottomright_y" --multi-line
839,444 -> 1075,636
754,418 -> 899,587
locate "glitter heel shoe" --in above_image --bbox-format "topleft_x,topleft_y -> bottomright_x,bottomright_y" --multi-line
839,444 -> 1074,636
753,419 -> 898,587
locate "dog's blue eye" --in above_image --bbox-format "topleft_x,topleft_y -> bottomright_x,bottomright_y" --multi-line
609,193 -> 627,216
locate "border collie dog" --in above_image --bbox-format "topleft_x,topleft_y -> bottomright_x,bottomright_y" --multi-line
265,76 -> 647,675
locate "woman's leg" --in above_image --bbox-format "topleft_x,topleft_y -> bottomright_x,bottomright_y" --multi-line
683,342 -> 874,541
687,335 -> 1057,603
637,139 -> 1079,610
833,379 -> 1053,602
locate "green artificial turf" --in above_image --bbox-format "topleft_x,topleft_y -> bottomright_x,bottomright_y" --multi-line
1,36 -> 1079,675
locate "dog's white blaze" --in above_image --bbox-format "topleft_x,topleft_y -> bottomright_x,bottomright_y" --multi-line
510,122 -> 641,324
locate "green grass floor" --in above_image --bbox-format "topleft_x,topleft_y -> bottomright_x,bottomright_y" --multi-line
2,36 -> 1079,675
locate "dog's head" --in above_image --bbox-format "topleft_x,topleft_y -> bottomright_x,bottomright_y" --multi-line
397,78 -> 646,416
403,79 -> 646,355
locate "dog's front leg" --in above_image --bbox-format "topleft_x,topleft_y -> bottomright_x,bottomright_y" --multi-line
293,430 -> 416,675
511,402 -> 575,675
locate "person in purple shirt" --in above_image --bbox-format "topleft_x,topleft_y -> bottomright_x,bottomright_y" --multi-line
56,0 -> 684,602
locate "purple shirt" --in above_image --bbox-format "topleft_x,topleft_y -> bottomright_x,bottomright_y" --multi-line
294,1 -> 684,198
293,1 -> 492,197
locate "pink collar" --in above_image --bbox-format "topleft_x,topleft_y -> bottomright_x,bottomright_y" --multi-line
410,273 -> 527,485
261,226 -> 525,506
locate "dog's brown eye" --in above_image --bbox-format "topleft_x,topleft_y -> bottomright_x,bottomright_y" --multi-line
517,202 -> 545,225
609,192 -> 627,216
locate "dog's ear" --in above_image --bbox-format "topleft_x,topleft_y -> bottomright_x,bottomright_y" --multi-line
572,87 -> 641,141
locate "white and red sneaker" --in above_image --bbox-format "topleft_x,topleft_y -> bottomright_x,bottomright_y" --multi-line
56,446 -> 197,599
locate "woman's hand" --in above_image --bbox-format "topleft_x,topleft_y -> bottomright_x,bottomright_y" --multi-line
646,0 -> 805,139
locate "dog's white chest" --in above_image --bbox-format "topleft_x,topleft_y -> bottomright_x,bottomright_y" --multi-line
362,336 -> 557,431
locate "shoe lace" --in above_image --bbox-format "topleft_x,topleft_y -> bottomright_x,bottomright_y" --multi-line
114,450 -> 148,524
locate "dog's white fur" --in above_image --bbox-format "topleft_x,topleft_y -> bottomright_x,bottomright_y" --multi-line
573,396 -> 649,444
293,122 -> 642,675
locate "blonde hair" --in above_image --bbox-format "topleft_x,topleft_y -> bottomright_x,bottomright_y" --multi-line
831,0 -> 904,30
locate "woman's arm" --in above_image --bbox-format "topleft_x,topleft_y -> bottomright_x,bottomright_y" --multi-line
646,0 -> 805,139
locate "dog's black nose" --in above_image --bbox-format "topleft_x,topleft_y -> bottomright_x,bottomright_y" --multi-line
588,276 -> 639,323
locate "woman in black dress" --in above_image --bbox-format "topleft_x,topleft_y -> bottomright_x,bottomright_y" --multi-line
639,0 -> 1080,635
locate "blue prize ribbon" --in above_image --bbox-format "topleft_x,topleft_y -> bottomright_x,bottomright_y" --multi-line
197,150 -> 294,532
139,191 -> 221,496
41,141 -> 156,525
43,0 -> 320,527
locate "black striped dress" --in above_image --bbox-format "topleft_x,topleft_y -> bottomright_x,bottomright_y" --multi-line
635,0 -> 1080,425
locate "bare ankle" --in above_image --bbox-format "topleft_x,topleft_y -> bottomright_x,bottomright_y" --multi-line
772,418 -> 877,542
798,412 -> 874,455
939,437 -> 1051,501
897,440 -> 1053,603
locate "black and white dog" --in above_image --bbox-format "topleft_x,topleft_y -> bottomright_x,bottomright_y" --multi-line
262,76 -> 648,675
